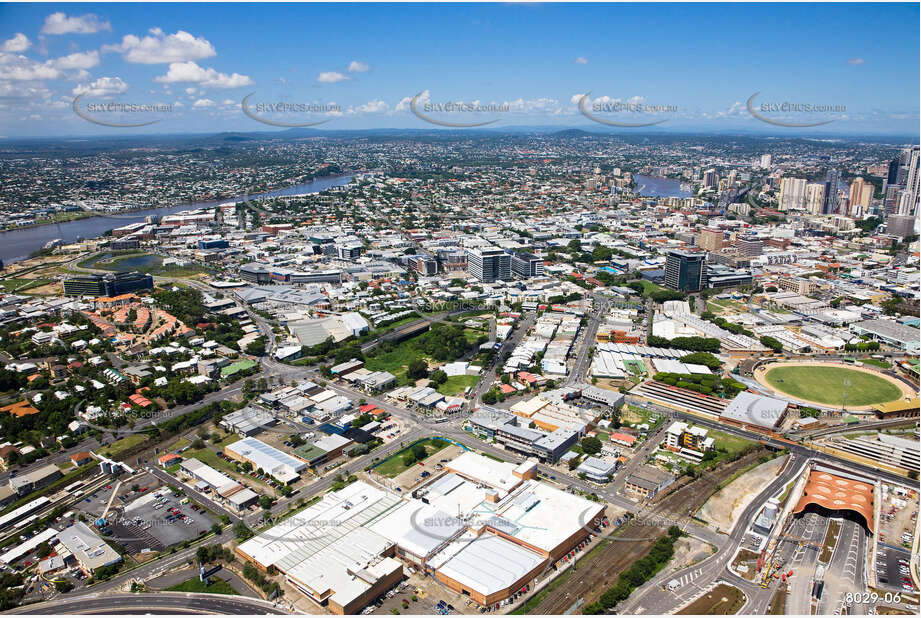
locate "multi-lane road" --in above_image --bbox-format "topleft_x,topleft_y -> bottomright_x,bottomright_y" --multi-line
619,454 -> 807,615
6,592 -> 287,615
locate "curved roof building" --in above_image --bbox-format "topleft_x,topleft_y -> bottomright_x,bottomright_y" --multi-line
793,469 -> 875,533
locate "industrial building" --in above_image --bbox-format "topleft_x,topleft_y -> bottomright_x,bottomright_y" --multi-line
56,521 -> 122,575
719,391 -> 789,432
236,481 -> 404,615
624,465 -> 675,499
850,319 -> 920,353
220,407 -> 277,436
236,452 -> 606,610
179,458 -> 259,511
9,463 -> 62,495
224,437 -> 308,484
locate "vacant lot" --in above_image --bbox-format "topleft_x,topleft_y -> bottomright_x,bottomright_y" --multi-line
764,365 -> 902,407
0,278 -> 53,293
166,576 -> 237,595
373,438 -> 452,478
99,434 -> 150,458
677,583 -> 745,614
436,374 -> 478,396
699,456 -> 785,531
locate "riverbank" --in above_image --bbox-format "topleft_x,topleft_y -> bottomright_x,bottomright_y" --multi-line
0,172 -> 356,265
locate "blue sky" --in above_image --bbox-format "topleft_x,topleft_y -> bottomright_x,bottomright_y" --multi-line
0,2 -> 918,137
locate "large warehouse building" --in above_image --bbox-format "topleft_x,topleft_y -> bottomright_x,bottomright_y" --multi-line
224,436 -> 307,484
236,481 -> 404,615
236,452 -> 606,611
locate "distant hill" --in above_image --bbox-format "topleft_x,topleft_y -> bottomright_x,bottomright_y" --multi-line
551,128 -> 597,138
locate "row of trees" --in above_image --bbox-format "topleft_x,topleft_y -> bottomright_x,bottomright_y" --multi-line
583,526 -> 685,614
647,335 -> 721,353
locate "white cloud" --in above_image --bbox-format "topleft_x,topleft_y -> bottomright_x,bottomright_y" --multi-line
396,89 -> 429,111
715,101 -> 745,118
1,34 -> 31,53
0,81 -> 52,100
0,53 -> 62,81
53,50 -> 100,70
42,12 -> 111,35
72,76 -> 129,97
848,58 -> 865,65
222,99 -> 235,105
348,60 -> 370,73
192,98 -> 215,108
574,57 -> 588,65
348,99 -> 388,114
317,71 -> 348,83
105,30 -> 216,64
154,61 -> 253,88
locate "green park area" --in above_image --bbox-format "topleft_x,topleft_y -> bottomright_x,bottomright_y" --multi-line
99,434 -> 149,458
435,374 -> 478,396
166,576 -> 237,595
0,278 -> 53,293
765,365 -> 901,407
79,252 -> 209,277
363,323 -> 487,386
373,438 -> 451,478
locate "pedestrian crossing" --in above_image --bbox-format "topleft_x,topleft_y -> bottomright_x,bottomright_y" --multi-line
674,567 -> 704,587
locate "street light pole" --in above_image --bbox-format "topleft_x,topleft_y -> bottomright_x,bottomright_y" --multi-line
842,378 -> 851,414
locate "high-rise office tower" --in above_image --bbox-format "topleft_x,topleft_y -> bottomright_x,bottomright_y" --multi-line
777,177 -> 807,211
696,227 -> 724,252
805,182 -> 826,215
664,250 -> 707,292
848,177 -> 874,213
900,146 -> 920,216
737,235 -> 763,257
466,246 -> 511,283
760,154 -> 772,169
702,169 -> 719,189
884,184 -> 903,216
510,252 -> 544,278
888,158 -> 901,185
823,170 -> 840,214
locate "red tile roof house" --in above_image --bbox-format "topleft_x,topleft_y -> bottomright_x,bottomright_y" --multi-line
609,432 -> 637,447
158,453 -> 182,467
71,451 -> 93,466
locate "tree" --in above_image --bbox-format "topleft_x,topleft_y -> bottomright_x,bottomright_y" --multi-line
211,523 -> 222,536
581,436 -> 602,455
411,443 -> 428,462
678,352 -> 722,370
760,336 -> 784,353
881,297 -> 902,316
233,521 -> 254,541
481,390 -> 498,404
54,580 -> 74,593
258,495 -> 274,510
429,369 -> 448,385
406,359 -> 428,380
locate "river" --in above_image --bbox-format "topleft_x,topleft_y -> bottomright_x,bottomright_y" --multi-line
632,174 -> 693,199
0,174 -> 353,264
